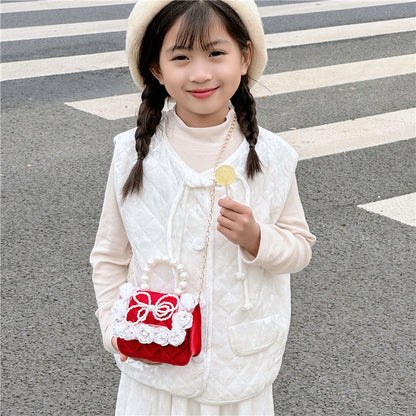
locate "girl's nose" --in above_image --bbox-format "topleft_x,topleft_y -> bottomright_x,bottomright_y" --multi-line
188,61 -> 213,83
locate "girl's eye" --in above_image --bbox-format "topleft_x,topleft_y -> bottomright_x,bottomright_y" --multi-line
172,55 -> 188,61
210,50 -> 225,58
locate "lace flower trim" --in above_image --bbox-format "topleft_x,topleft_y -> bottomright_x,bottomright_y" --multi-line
111,283 -> 197,347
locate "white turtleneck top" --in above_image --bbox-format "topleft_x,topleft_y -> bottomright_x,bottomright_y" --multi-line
166,108 -> 244,172
91,108 -> 316,353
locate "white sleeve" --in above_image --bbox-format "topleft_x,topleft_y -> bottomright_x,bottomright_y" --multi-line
90,160 -> 130,354
240,174 -> 316,274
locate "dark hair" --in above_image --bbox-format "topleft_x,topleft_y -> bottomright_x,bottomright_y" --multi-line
123,0 -> 262,198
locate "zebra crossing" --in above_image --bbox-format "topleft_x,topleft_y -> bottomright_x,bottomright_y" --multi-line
1,1 -> 415,415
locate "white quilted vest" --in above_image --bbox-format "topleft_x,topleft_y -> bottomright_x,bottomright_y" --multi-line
112,113 -> 298,404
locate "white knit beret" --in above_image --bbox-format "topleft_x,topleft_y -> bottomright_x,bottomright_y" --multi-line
126,0 -> 267,90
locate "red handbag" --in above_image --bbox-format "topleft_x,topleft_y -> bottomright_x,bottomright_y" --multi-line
112,258 -> 202,366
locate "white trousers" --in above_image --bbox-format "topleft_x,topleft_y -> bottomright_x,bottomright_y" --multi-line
115,373 -> 274,416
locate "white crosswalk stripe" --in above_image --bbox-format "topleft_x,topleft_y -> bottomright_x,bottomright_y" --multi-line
2,0 -> 415,227
0,19 -> 128,41
1,51 -> 127,81
252,54 -> 415,96
265,17 -> 416,48
258,0 -> 413,17
0,0 -> 135,13
281,108 -> 416,160
358,193 -> 416,226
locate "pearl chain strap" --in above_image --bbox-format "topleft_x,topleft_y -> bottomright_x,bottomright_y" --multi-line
196,115 -> 237,300
139,256 -> 190,296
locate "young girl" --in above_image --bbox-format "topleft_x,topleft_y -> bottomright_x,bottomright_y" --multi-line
91,0 -> 316,414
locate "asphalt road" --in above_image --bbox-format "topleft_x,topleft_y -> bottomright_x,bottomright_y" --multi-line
1,1 -> 415,415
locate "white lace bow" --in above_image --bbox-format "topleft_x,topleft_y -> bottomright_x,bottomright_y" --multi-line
128,292 -> 179,322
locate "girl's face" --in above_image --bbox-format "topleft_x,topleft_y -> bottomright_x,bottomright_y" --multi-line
153,15 -> 252,128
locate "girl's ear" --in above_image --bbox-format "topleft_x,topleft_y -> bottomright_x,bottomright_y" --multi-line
240,41 -> 253,76
150,65 -> 164,85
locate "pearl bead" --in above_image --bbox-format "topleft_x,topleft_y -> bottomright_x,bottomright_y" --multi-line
179,281 -> 187,289
179,271 -> 188,280
140,283 -> 150,290
147,258 -> 155,267
242,303 -> 253,311
161,256 -> 169,262
140,274 -> 149,282
176,264 -> 185,272
169,259 -> 177,267
174,288 -> 182,295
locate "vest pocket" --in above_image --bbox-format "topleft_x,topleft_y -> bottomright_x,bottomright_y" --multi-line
228,314 -> 287,356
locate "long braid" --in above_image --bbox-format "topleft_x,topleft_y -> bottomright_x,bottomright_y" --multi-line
122,78 -> 168,199
231,75 -> 262,178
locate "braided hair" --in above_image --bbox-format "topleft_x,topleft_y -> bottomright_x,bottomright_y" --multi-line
231,74 -> 262,178
122,78 -> 168,198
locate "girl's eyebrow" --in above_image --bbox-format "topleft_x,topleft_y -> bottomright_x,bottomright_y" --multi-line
166,39 -> 230,53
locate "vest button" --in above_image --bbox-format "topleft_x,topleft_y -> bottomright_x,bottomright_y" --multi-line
192,238 -> 205,251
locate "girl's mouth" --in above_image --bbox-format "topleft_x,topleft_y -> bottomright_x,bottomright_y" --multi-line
188,88 -> 218,99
